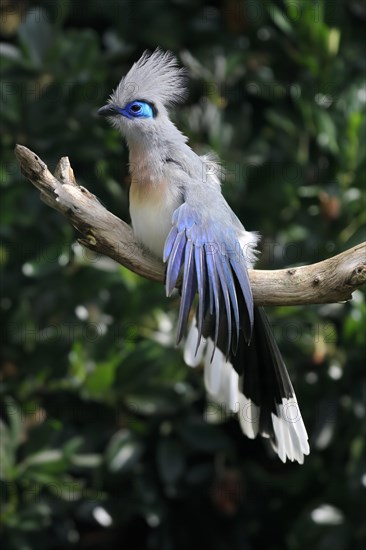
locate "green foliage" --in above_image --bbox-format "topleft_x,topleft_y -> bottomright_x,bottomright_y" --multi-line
1,1 -> 365,549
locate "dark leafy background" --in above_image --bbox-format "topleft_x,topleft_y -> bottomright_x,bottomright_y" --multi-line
1,1 -> 365,549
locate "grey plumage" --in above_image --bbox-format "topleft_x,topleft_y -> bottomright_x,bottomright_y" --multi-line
112,49 -> 188,109
98,48 -> 310,463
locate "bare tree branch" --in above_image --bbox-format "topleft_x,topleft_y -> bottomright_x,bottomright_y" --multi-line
15,145 -> 366,306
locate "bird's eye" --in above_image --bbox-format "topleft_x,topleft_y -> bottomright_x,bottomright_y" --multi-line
123,101 -> 154,119
130,103 -> 142,113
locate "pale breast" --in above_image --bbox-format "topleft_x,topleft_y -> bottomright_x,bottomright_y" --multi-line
129,179 -> 182,259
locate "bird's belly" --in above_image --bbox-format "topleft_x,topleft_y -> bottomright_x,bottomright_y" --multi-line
130,186 -> 179,259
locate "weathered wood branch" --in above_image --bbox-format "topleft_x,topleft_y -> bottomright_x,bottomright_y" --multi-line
15,145 -> 366,306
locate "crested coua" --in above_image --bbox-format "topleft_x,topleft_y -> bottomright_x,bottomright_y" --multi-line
98,49 -> 310,463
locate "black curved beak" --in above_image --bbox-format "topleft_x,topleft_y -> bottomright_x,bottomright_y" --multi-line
98,104 -> 119,117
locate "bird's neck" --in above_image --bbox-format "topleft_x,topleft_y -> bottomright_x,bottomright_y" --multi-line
126,121 -> 188,185
128,142 -> 165,184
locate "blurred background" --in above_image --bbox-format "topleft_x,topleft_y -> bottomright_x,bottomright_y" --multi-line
1,1 -> 365,549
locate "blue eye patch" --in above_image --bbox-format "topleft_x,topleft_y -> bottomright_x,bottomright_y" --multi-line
120,100 -> 155,119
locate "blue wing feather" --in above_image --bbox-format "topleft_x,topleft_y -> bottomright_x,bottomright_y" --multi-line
176,239 -> 197,344
230,256 -> 254,342
205,244 -> 220,353
163,226 -> 178,262
194,245 -> 206,349
215,255 -> 232,358
165,230 -> 186,296
164,202 -> 254,357
220,255 -> 240,354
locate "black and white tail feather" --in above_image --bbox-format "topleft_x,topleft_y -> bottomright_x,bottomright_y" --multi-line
184,308 -> 310,464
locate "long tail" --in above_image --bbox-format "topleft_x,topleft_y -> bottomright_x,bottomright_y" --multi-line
184,306 -> 310,463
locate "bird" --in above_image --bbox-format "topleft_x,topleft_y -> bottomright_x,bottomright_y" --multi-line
98,49 -> 310,463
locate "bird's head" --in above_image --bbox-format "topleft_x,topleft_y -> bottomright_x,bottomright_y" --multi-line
98,49 -> 187,143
